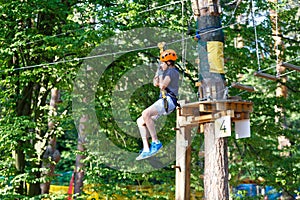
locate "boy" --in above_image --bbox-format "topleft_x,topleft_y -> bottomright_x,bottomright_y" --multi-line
136,49 -> 179,160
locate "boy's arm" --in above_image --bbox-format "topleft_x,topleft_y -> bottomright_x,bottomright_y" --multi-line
153,68 -> 164,87
159,76 -> 170,90
153,75 -> 159,87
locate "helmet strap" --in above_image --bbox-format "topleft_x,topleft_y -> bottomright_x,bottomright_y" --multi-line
166,60 -> 174,67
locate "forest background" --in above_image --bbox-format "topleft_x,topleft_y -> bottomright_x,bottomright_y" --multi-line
0,0 -> 299,199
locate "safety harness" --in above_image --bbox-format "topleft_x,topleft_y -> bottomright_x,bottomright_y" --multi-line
162,87 -> 180,113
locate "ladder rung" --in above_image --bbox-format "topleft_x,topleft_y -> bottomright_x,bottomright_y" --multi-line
231,82 -> 255,92
254,71 -> 278,81
282,63 -> 300,72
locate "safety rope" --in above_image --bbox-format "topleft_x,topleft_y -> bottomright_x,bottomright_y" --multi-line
2,14 -> 297,74
251,0 -> 261,71
138,0 -> 188,14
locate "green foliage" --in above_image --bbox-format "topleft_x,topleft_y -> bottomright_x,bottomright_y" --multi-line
0,0 -> 299,199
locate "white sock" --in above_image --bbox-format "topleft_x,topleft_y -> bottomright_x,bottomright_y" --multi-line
142,137 -> 150,152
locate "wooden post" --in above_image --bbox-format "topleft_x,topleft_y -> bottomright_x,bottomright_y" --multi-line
175,107 -> 192,200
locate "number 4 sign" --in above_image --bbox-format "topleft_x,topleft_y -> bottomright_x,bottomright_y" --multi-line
215,116 -> 231,138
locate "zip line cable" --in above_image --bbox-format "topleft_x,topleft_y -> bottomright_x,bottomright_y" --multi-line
1,8 -> 298,75
25,26 -> 91,45
1,20 -> 247,73
23,1 -> 187,46
138,0 -> 188,14
278,70 -> 296,77
17,0 -> 283,49
225,0 -> 241,25
181,0 -> 186,81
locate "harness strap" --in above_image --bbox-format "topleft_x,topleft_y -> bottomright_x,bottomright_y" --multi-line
161,90 -> 169,113
163,88 -> 181,113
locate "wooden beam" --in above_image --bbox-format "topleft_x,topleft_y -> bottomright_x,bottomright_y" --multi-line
175,123 -> 192,200
194,114 -> 214,123
254,71 -> 278,81
282,62 -> 300,72
231,82 -> 255,92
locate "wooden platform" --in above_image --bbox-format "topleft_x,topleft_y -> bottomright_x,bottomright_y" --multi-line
177,99 -> 253,127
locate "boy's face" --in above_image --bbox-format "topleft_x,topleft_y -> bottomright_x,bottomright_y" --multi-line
160,62 -> 168,71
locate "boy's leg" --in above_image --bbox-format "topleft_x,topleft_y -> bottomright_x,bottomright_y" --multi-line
137,116 -> 150,152
136,100 -> 164,160
141,105 -> 159,142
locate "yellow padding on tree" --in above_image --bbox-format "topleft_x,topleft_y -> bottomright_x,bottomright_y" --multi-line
207,41 -> 225,74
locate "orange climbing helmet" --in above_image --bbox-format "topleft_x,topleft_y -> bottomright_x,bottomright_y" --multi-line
160,49 -> 177,62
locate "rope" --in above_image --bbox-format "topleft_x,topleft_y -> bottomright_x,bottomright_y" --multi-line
257,56 -> 300,73
2,11 -> 296,74
179,0 -> 187,101
278,70 -> 296,77
1,20 -> 249,73
251,0 -> 261,71
20,1 -> 187,46
275,3 -> 279,64
225,0 -> 241,25
138,0 -> 188,14
26,26 -> 90,45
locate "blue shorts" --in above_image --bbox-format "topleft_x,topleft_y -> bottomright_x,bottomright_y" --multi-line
151,96 -> 176,120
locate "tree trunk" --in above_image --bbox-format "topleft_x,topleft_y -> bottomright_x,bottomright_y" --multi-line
74,115 -> 88,196
14,52 -> 33,195
194,0 -> 229,199
204,123 -> 229,199
41,88 -> 61,194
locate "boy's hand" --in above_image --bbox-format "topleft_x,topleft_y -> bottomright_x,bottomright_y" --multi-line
157,69 -> 164,76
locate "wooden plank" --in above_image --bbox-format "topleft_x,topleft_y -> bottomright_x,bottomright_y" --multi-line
216,102 -> 226,110
254,71 -> 278,81
199,104 -> 214,112
181,107 -> 196,116
194,114 -> 214,122
180,101 -> 200,116
230,103 -> 236,111
236,103 -> 243,112
181,100 -> 253,115
199,124 -> 204,133
282,62 -> 300,72
231,82 -> 255,92
178,116 -> 201,128
214,110 -> 234,119
232,112 -> 250,121
242,104 -> 253,112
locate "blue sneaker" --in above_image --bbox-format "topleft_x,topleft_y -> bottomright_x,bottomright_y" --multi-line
136,150 -> 151,160
149,141 -> 163,156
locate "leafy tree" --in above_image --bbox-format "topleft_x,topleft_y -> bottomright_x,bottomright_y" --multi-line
0,0 -> 299,199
